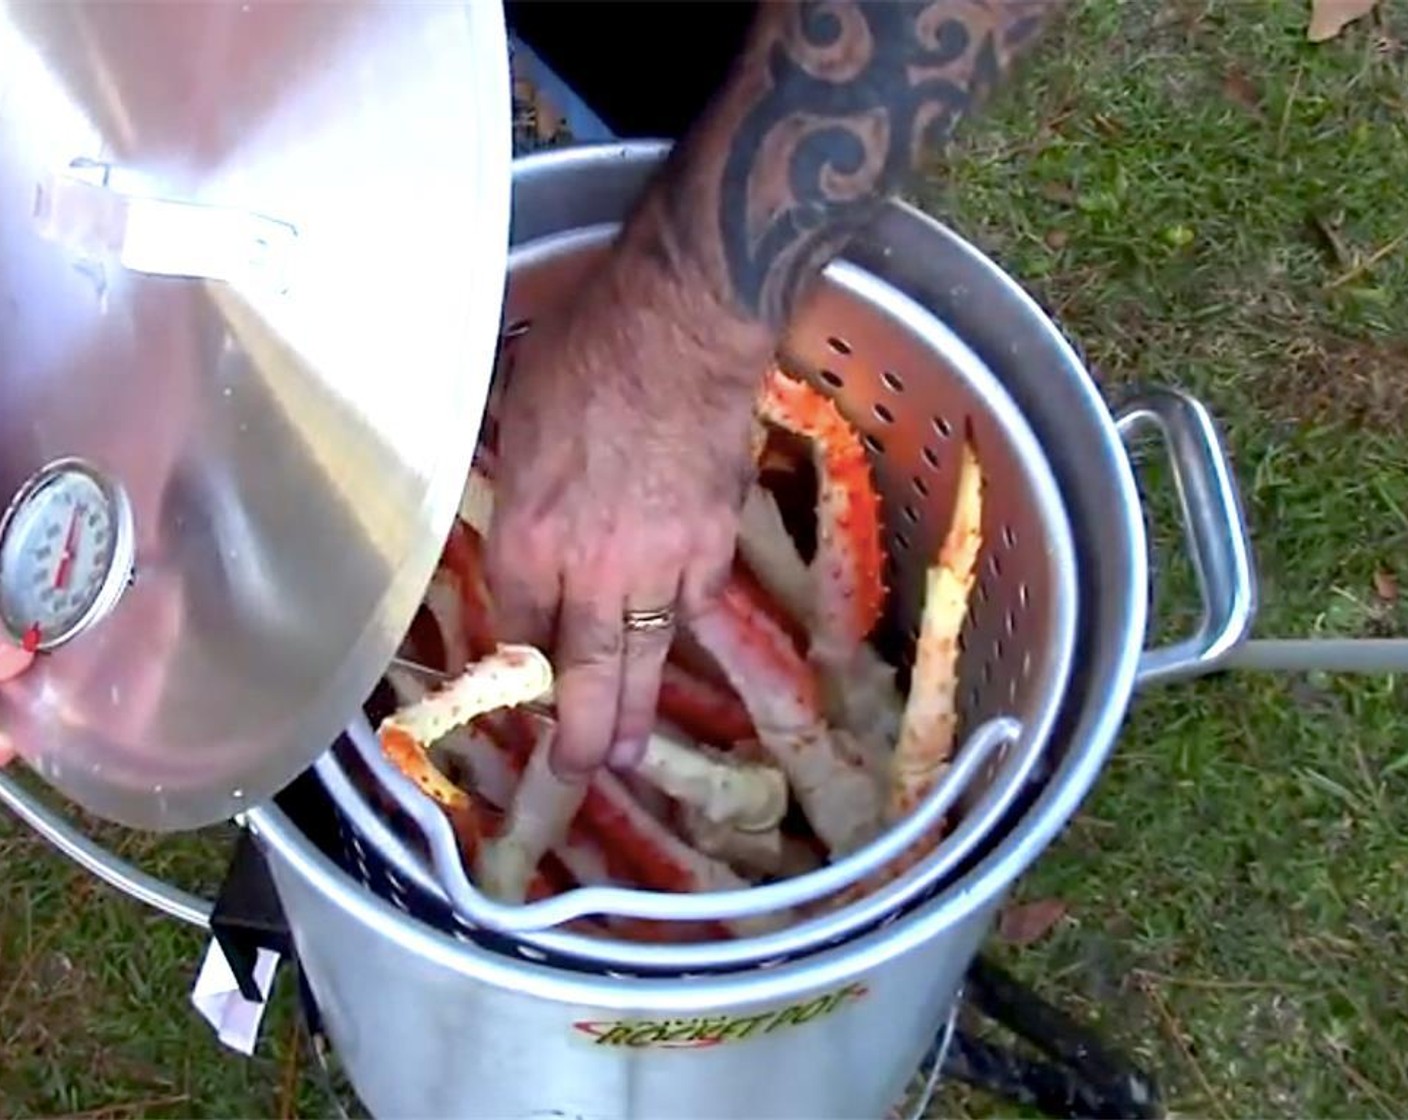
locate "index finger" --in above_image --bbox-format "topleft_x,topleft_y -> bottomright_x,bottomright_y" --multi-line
550,573 -> 626,778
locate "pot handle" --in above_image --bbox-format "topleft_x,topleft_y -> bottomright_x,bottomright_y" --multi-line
0,767 -> 212,928
1115,387 -> 1257,688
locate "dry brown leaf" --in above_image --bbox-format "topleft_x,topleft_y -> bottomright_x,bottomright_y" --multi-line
997,898 -> 1068,946
1221,67 -> 1263,115
1308,0 -> 1381,43
1373,568 -> 1399,603
1044,229 -> 1070,250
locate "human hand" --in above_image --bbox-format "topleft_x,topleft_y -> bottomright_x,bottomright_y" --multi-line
0,636 -> 37,764
484,245 -> 773,778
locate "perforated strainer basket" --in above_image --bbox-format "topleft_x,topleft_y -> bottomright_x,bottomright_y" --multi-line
319,214 -> 1079,975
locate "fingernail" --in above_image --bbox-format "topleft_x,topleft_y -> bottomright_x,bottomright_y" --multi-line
608,738 -> 647,771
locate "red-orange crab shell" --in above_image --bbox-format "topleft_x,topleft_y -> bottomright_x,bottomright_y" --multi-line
758,367 -> 886,659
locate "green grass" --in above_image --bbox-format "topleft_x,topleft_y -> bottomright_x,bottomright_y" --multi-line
924,3 -> 1408,1116
4,3 -> 1408,1117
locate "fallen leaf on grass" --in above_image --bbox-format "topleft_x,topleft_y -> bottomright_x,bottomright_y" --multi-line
1040,181 -> 1078,206
1308,0 -> 1380,43
997,897 -> 1068,946
1373,568 -> 1398,603
1221,67 -> 1263,115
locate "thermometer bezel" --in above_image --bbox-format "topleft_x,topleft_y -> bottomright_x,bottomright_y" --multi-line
0,457 -> 136,651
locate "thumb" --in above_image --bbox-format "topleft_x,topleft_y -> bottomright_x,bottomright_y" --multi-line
0,638 -> 36,684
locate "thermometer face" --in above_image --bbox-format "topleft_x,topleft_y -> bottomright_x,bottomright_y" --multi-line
0,460 -> 134,650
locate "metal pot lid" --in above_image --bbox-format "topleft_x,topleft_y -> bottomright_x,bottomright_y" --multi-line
0,1 -> 512,830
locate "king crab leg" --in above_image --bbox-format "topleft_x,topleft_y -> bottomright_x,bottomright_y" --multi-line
475,721 -> 588,903
657,661 -> 755,748
889,436 -> 983,821
756,366 -> 885,671
435,723 -> 718,942
382,666 -> 557,902
688,573 -> 884,857
745,368 -> 904,753
819,434 -> 984,913
381,640 -> 793,929
736,482 -> 815,633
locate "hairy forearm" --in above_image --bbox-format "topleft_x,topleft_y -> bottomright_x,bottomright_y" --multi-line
619,0 -> 1065,340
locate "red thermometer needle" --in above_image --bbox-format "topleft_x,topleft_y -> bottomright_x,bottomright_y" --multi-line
52,508 -> 81,590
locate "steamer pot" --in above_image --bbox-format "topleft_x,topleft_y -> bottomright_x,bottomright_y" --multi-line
0,141 -> 1255,1119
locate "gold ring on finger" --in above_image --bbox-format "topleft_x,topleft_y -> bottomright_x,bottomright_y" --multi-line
622,606 -> 675,634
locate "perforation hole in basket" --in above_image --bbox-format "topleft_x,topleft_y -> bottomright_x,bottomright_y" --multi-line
931,416 -> 954,440
820,368 -> 845,390
826,335 -> 853,356
912,475 -> 929,498
901,504 -> 919,526
873,402 -> 896,426
862,431 -> 885,456
881,369 -> 905,393
922,445 -> 942,471
1002,524 -> 1017,549
894,529 -> 912,553
1018,582 -> 1030,609
1004,609 -> 1017,636
503,317 -> 532,339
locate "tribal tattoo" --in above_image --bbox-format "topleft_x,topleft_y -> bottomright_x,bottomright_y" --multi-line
637,1 -> 1065,332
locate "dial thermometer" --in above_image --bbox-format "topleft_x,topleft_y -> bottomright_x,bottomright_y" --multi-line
0,459 -> 135,652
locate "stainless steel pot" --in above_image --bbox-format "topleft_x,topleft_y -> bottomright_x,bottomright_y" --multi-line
0,142 -> 1256,1119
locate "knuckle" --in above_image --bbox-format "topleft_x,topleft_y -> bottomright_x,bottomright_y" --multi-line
487,517 -> 554,577
558,601 -> 624,664
681,564 -> 730,619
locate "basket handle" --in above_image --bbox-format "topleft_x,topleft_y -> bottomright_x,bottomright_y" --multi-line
351,709 -> 1023,932
0,767 -> 213,928
1116,387 -> 1257,688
